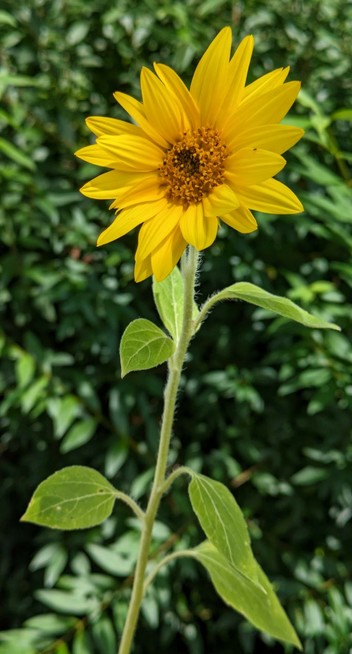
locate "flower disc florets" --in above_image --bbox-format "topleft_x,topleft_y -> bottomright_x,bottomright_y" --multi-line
159,127 -> 228,208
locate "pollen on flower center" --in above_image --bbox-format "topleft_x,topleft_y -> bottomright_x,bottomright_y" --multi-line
159,126 -> 228,207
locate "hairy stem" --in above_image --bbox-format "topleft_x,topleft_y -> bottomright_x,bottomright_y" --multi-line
159,465 -> 193,496
113,491 -> 145,521
117,247 -> 199,654
143,549 -> 195,592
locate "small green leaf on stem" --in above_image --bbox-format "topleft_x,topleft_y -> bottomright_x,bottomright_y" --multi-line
153,267 -> 185,342
153,266 -> 199,342
120,319 -> 175,377
192,541 -> 302,650
21,466 -> 117,530
208,282 -> 340,330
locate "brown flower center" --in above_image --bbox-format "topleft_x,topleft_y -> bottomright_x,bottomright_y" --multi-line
159,127 -> 228,207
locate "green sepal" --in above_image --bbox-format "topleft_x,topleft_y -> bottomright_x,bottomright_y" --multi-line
119,318 -> 175,377
21,466 -> 117,530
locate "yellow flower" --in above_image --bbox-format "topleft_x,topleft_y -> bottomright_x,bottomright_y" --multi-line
76,27 -> 304,282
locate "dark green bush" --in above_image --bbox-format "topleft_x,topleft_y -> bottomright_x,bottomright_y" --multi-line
0,0 -> 351,652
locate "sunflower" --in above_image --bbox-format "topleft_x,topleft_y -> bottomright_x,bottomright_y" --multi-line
75,27 -> 304,282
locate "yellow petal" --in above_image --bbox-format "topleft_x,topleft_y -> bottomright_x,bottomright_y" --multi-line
190,27 -> 232,125
97,198 -> 168,246
180,204 -> 218,250
81,170 -> 152,200
114,91 -> 169,148
110,174 -> 163,209
97,135 -> 163,171
236,178 -> 304,214
241,67 -> 290,102
80,170 -> 143,199
227,124 -> 304,154
219,35 -> 254,115
202,184 -> 239,217
151,227 -> 187,282
85,116 -> 142,137
140,67 -> 188,142
221,205 -> 258,233
134,255 -> 153,283
75,144 -> 118,167
226,148 -> 286,186
225,81 -> 301,133
136,204 -> 184,260
153,63 -> 200,130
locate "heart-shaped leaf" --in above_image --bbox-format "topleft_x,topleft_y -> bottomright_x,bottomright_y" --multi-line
21,466 -> 117,530
120,319 -> 175,377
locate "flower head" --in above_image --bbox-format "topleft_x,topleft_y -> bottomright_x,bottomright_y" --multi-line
76,28 -> 304,282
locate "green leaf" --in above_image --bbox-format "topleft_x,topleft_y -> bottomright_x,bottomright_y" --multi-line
60,418 -> 97,453
73,631 -> 93,654
66,22 -> 90,46
336,150 -> 352,163
47,395 -> 81,439
55,642 -> 70,654
291,466 -> 329,486
0,136 -> 36,171
35,589 -> 95,615
189,473 -> 258,581
21,466 -> 117,530
92,616 -> 116,654
24,614 -> 74,635
86,543 -> 133,576
16,352 -> 35,388
0,10 -> 17,26
0,629 -> 37,654
153,266 -> 199,341
141,590 -> 159,628
153,267 -> 184,341
119,319 -> 175,377
192,541 -> 302,650
42,546 -> 67,587
214,282 -> 340,330
20,376 -> 48,413
331,109 -> 352,122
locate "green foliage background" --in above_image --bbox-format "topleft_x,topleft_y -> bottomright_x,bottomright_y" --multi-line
1,0 -> 351,652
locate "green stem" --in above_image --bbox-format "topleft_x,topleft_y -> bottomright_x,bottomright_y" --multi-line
159,465 -> 193,496
194,291 -> 223,331
113,491 -> 145,521
143,549 -> 195,592
117,247 -> 199,654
